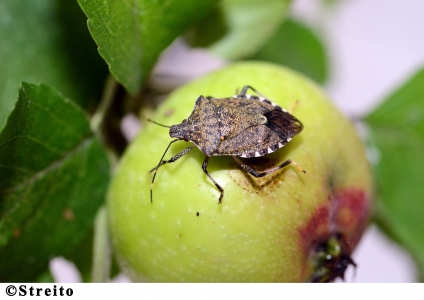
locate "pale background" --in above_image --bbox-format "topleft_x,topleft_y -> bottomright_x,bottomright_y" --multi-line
51,0 -> 424,282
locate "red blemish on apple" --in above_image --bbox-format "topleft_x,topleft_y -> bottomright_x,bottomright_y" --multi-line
330,188 -> 370,252
297,204 -> 330,280
298,205 -> 330,253
297,187 -> 370,280
298,187 -> 369,255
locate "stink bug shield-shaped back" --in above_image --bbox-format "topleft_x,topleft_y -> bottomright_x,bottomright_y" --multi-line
149,86 -> 305,204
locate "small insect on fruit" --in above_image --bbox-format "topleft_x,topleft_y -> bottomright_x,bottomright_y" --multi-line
148,86 -> 306,204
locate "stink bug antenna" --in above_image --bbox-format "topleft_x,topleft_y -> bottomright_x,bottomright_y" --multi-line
144,117 -> 171,128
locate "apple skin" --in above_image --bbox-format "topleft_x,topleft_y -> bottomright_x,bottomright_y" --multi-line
107,62 -> 373,282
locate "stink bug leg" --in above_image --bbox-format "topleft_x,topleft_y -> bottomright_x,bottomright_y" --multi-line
202,156 -> 224,204
233,156 -> 306,177
149,147 -> 193,173
150,139 -> 193,203
240,85 -> 267,98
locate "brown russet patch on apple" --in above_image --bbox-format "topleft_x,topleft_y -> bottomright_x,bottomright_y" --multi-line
228,157 -> 287,196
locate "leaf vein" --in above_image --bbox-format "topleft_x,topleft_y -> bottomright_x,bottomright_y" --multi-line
5,135 -> 93,194
0,135 -> 65,156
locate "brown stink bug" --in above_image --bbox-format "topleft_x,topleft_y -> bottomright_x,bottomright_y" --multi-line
148,86 -> 305,204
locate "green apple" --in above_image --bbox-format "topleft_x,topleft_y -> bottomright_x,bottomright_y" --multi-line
107,62 -> 373,282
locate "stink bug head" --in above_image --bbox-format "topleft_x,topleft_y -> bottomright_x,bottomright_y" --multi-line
169,119 -> 193,142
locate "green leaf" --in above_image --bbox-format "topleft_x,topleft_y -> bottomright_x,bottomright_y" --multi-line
0,82 -> 110,282
0,0 -> 108,128
187,0 -> 291,60
77,0 -> 218,94
363,68 -> 424,280
36,270 -> 55,283
64,221 -> 120,283
63,230 -> 94,283
252,19 -> 328,83
364,69 -> 424,134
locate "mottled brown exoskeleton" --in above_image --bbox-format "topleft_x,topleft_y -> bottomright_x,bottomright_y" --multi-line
149,86 -> 305,204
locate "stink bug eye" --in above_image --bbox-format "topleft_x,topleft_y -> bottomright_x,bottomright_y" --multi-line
148,86 -> 306,204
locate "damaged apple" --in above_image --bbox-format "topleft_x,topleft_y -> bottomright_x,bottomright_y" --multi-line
107,62 -> 373,282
